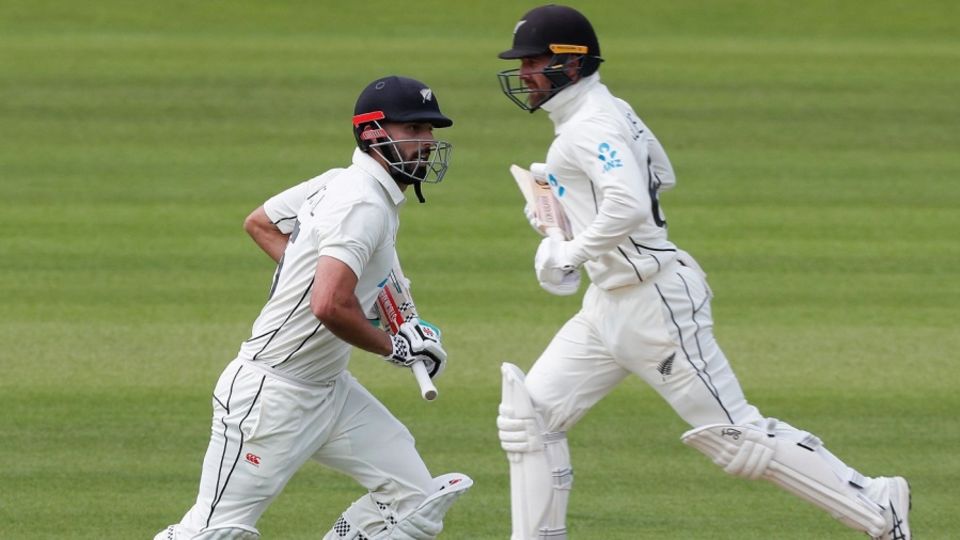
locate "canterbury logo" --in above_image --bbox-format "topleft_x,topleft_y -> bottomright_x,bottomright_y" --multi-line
420,88 -> 433,102
245,452 -> 261,466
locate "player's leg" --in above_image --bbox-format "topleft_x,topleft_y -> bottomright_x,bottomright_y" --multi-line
643,264 -> 908,537
499,301 -> 628,540
683,420 -> 910,538
155,360 -> 335,540
153,525 -> 261,540
316,375 -> 471,540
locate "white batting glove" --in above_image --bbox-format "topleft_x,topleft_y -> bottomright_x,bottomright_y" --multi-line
539,268 -> 581,296
534,236 -> 581,296
384,319 -> 447,379
523,204 -> 547,237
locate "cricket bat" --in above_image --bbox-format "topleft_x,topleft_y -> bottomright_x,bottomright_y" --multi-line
509,163 -> 572,241
375,266 -> 439,401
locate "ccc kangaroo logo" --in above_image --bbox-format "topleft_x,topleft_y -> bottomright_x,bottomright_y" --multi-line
720,428 -> 742,441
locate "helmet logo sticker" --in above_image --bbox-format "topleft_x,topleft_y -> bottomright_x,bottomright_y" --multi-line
419,88 -> 433,103
513,19 -> 526,34
375,81 -> 386,90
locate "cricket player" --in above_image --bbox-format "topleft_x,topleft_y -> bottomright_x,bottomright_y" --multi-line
154,75 -> 471,540
495,5 -> 910,539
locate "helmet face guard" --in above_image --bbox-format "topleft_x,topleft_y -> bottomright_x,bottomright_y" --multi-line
497,5 -> 603,112
354,112 -> 452,188
497,49 -> 599,112
352,76 -> 454,202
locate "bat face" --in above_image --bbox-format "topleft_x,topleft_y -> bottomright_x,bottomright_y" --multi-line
532,180 -> 567,233
510,163 -> 572,240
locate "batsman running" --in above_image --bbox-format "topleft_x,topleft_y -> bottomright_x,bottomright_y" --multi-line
495,5 -> 910,539
154,75 -> 471,540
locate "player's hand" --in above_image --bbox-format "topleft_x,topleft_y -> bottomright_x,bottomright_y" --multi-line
384,319 -> 447,379
534,236 -> 580,296
538,267 -> 580,296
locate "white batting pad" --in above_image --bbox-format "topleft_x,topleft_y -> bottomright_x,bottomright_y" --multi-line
154,526 -> 178,540
190,524 -> 260,540
499,363 -> 569,540
682,421 -> 886,536
387,473 -> 473,540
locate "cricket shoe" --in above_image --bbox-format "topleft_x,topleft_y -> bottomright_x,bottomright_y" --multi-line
868,476 -> 911,540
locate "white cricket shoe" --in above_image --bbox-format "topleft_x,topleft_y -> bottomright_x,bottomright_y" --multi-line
869,476 -> 911,540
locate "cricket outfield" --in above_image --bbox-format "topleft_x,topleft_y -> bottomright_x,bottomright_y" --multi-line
1,1 -> 957,538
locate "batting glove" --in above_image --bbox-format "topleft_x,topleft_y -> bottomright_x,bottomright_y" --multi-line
385,319 -> 447,379
534,236 -> 581,296
523,204 -> 547,237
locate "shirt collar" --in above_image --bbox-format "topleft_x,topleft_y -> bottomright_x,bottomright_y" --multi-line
542,72 -> 602,129
352,148 -> 406,207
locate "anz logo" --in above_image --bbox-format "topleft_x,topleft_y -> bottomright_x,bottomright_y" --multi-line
598,142 -> 623,172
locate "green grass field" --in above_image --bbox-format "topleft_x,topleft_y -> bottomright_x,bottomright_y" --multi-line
2,1 -> 958,538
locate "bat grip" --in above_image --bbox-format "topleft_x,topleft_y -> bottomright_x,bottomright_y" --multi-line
411,361 -> 438,401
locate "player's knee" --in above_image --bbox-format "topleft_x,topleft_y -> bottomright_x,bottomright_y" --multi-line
681,418 -> 777,479
388,474 -> 473,540
500,362 -> 575,442
154,525 -> 179,540
323,513 -> 370,540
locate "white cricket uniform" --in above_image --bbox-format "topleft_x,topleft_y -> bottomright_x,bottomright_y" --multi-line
170,149 -> 433,538
523,73 -> 760,431
524,69 -> 886,507
262,168 -> 345,235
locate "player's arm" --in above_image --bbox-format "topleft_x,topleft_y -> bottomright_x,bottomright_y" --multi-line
534,129 -> 654,289
310,255 -> 393,356
562,130 -> 653,265
247,174 -> 334,262
244,205 -> 289,263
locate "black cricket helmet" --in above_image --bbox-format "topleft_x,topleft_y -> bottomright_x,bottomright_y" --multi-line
497,4 -> 604,112
352,76 -> 454,202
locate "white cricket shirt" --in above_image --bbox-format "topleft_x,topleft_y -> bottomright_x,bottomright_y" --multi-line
262,168 -> 345,235
541,73 -> 678,289
237,149 -> 404,382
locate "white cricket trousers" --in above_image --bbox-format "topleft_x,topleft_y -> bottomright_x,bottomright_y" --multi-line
173,358 -> 433,536
526,261 -> 763,432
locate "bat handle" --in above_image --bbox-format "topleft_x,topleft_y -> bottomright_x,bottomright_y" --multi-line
411,361 -> 438,401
